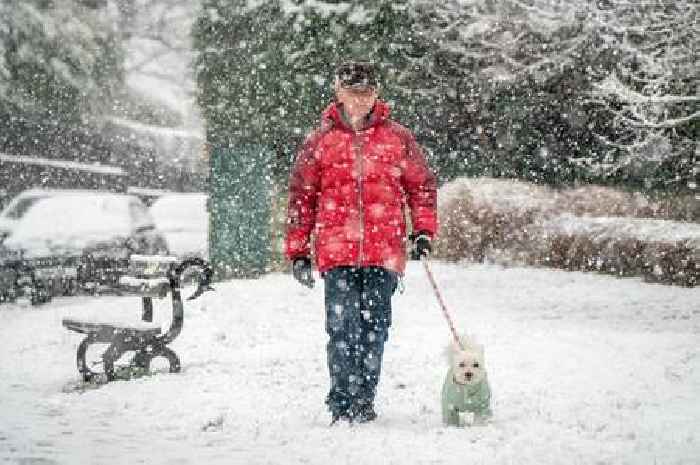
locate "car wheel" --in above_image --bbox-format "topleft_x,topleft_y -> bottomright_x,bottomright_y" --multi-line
30,284 -> 51,306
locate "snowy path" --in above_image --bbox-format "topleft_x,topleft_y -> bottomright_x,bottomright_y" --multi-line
0,262 -> 698,465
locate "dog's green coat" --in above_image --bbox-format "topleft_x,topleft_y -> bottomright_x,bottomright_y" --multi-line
441,369 -> 492,426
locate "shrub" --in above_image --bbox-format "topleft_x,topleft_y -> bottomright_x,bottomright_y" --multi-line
435,177 -> 699,287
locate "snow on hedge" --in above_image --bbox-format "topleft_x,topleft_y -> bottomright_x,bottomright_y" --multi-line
438,177 -> 698,244
542,214 -> 700,246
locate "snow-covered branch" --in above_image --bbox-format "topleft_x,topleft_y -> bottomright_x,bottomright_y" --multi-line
595,100 -> 700,131
594,75 -> 700,106
583,0 -> 698,167
418,0 -> 593,83
124,0 -> 198,78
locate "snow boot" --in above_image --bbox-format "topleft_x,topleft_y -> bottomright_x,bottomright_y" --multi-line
350,403 -> 377,423
330,411 -> 352,426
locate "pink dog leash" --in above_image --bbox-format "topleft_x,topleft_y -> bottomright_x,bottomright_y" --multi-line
421,256 -> 465,351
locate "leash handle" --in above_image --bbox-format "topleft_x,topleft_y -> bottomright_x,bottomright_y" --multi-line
421,256 -> 464,351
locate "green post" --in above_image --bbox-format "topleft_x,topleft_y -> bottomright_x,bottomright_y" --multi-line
209,145 -> 272,279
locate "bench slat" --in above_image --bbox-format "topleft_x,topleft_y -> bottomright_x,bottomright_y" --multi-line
62,318 -> 161,341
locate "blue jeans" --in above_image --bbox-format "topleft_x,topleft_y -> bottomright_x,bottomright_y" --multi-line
324,266 -> 398,415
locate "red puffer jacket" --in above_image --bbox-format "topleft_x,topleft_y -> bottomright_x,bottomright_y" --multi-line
285,100 -> 437,274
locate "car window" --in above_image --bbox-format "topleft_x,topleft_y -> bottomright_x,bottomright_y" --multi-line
2,196 -> 46,219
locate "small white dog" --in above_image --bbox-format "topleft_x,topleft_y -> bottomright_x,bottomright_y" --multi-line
441,335 -> 492,426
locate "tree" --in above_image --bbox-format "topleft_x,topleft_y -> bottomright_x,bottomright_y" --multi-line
194,0 -> 696,189
194,0 -> 436,179
583,0 -> 698,188
111,0 -> 202,127
412,0 -> 601,184
0,0 -> 125,123
415,0 -> 697,188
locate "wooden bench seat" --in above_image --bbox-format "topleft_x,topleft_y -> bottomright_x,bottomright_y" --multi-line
62,318 -> 162,341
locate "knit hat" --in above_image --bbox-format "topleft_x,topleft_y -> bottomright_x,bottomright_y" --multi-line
335,61 -> 378,90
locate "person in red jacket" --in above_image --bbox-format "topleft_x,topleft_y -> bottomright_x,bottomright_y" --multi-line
285,61 -> 437,424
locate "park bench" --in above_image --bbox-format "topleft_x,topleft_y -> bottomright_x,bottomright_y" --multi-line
62,255 -> 213,383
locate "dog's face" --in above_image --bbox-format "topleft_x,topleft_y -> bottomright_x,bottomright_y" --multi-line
449,343 -> 486,386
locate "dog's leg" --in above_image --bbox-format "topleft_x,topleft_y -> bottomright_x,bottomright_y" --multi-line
472,404 -> 493,426
458,411 -> 475,427
442,404 -> 460,426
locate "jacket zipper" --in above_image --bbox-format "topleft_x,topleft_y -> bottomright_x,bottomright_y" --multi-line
353,131 -> 365,267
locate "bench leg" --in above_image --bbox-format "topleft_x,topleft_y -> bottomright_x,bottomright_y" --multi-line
157,346 -> 181,374
102,341 -> 127,381
134,346 -> 181,374
76,337 -> 93,382
76,338 -> 181,382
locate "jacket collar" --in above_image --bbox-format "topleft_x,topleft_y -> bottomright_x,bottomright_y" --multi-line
322,100 -> 390,131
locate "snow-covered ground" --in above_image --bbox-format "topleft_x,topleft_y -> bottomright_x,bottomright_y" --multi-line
1,262 -> 698,464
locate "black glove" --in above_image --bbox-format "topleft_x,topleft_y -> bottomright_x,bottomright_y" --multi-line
292,257 -> 315,289
410,231 -> 432,260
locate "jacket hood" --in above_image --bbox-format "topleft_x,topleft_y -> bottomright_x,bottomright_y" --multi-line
321,100 -> 391,131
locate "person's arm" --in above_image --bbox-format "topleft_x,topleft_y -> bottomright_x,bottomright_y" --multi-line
284,132 -> 322,260
400,130 -> 438,239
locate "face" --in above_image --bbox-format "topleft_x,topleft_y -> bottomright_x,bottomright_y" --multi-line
451,347 -> 486,386
335,81 -> 378,120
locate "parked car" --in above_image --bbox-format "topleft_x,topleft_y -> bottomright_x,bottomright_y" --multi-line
0,189 -> 81,302
149,193 -> 208,260
2,191 -> 169,297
